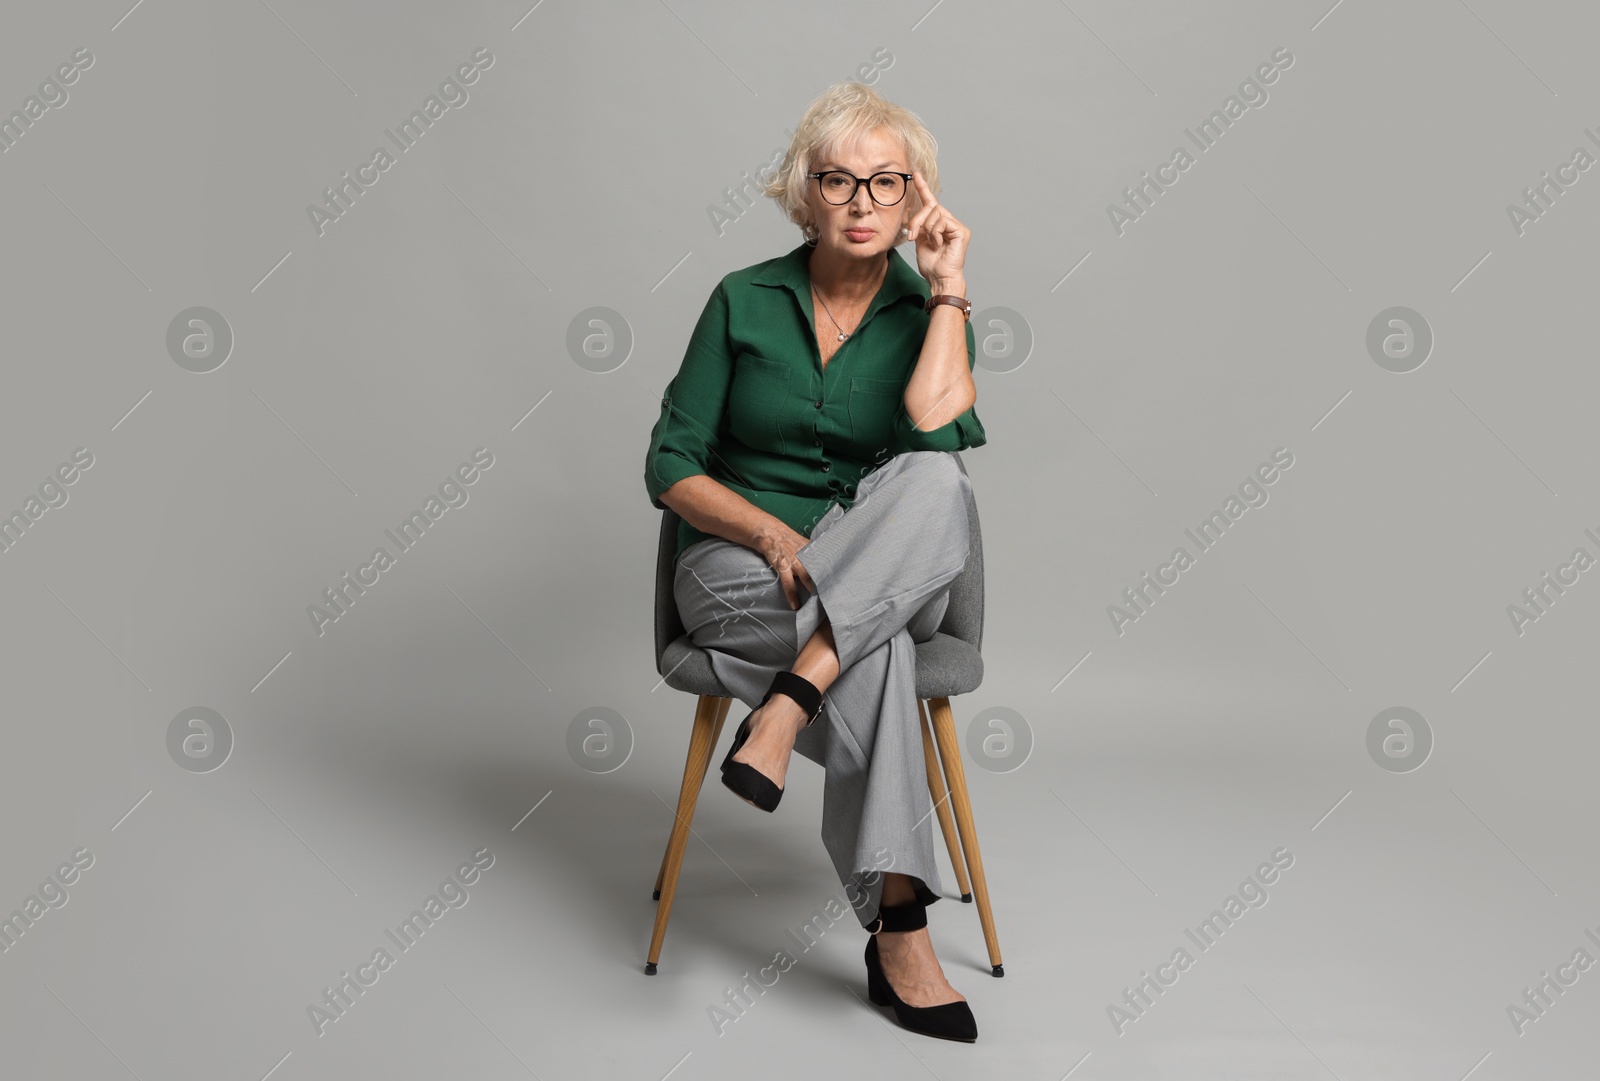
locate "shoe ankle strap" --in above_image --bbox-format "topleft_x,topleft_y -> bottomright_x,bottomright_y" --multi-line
763,670 -> 825,727
866,899 -> 928,935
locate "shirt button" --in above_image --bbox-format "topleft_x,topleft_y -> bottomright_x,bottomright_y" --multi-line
813,438 -> 822,447
815,399 -> 824,409
821,461 -> 831,473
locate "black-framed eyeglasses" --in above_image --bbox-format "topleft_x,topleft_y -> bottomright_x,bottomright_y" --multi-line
807,170 -> 914,206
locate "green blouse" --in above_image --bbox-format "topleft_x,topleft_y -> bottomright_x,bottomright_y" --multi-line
645,241 -> 987,560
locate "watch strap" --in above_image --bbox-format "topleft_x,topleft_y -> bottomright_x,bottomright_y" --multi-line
925,294 -> 971,320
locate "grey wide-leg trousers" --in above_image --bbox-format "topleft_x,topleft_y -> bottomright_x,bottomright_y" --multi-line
672,450 -> 973,929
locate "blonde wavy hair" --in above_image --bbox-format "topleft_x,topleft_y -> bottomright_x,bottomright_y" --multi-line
761,81 -> 940,244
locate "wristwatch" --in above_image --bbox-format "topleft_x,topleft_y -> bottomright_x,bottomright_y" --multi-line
925,293 -> 971,320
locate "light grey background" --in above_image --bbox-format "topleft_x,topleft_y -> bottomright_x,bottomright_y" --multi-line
2,0 -> 1596,1077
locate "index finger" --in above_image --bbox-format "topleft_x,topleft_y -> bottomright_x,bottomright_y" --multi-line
779,565 -> 801,610
912,169 -> 937,207
792,560 -> 816,598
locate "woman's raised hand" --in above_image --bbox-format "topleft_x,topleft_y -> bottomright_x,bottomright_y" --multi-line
905,169 -> 969,288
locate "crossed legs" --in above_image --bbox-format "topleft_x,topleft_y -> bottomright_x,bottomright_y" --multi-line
724,620 -> 837,794
720,451 -> 973,1008
726,608 -> 967,1008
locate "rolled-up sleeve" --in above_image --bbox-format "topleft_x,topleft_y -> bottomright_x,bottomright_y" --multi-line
892,315 -> 987,452
645,282 -> 734,510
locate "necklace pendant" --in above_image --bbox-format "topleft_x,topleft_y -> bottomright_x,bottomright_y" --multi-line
837,332 -> 847,341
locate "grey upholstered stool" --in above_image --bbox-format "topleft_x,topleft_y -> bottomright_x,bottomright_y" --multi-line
645,453 -> 1004,978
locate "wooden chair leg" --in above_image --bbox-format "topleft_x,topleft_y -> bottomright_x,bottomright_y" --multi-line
918,698 -> 972,901
652,695 -> 730,898
925,695 -> 1004,976
646,694 -> 731,974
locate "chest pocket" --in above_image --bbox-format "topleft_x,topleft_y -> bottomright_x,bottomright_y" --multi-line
727,350 -> 790,455
847,376 -> 902,456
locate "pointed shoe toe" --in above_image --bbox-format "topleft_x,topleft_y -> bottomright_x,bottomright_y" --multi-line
717,670 -> 826,814
719,711 -> 784,812
864,936 -> 978,1043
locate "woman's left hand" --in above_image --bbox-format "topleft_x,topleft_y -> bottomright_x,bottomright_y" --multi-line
905,170 -> 969,289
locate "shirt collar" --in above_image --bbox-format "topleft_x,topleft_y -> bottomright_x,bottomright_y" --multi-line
752,241 -> 928,328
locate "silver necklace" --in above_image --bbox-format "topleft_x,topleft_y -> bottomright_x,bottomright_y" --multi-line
810,286 -> 858,342
811,280 -> 879,342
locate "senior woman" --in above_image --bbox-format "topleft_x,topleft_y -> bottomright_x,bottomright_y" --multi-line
643,81 -> 987,1043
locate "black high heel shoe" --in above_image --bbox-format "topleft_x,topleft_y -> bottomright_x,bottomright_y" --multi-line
863,898 -> 978,1043
719,670 -> 824,813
